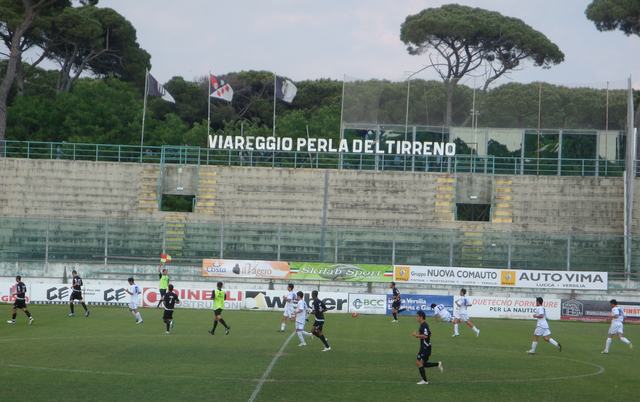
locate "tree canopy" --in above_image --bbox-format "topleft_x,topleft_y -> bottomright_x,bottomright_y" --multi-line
400,4 -> 564,125
586,0 -> 640,36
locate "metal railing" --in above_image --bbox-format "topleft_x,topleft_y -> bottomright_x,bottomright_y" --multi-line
0,216 -> 635,277
0,140 -> 627,177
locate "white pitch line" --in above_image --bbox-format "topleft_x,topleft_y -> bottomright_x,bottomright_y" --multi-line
248,332 -> 295,402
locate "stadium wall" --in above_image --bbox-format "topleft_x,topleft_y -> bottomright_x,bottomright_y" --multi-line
0,157 -> 631,234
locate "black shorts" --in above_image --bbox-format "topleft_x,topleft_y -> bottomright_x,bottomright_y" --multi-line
163,310 -> 174,320
417,346 -> 432,362
392,301 -> 401,310
313,321 -> 324,331
214,308 -> 223,316
13,299 -> 26,309
70,291 -> 83,301
159,289 -> 167,297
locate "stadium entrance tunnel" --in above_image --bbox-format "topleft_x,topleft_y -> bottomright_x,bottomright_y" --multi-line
160,194 -> 195,212
456,203 -> 491,221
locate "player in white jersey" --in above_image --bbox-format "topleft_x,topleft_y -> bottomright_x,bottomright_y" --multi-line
125,277 -> 143,324
293,291 -> 312,346
279,283 -> 296,332
527,297 -> 561,354
431,303 -> 452,322
602,299 -> 633,354
452,288 -> 480,337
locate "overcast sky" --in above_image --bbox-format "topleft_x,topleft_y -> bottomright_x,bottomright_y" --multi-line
98,0 -> 639,88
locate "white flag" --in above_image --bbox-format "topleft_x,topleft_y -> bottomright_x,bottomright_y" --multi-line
210,74 -> 234,102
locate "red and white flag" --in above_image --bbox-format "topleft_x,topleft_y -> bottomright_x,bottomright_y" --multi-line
209,74 -> 233,102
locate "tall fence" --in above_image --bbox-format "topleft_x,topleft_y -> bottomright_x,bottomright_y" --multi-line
0,139 -> 627,177
0,216 -> 635,278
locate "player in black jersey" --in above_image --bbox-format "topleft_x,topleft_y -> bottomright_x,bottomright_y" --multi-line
390,282 -> 406,323
68,270 -> 90,317
310,290 -> 331,352
7,276 -> 34,325
413,310 -> 443,385
162,284 -> 180,334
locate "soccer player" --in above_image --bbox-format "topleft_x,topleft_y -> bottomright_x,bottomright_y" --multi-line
162,284 -> 180,334
68,270 -> 90,317
431,303 -> 453,323
527,297 -> 561,354
310,290 -> 331,351
452,288 -> 479,337
390,282 -> 406,323
413,310 -> 443,385
156,265 -> 170,308
209,281 -> 230,335
125,277 -> 143,324
293,291 -> 312,346
602,299 -> 633,354
279,283 -> 296,332
6,275 -> 34,325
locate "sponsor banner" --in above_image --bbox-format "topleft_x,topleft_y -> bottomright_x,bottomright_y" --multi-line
348,294 -> 387,315
245,290 -> 348,313
386,294 -> 453,316
202,259 -> 290,279
289,262 -> 393,282
465,296 -> 561,320
561,299 -> 640,323
394,265 -> 608,290
0,280 -> 30,304
141,286 -> 244,310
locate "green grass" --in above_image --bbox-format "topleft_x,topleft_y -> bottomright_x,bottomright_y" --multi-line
0,305 -> 638,401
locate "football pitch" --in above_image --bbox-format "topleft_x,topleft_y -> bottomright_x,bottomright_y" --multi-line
0,305 -> 638,402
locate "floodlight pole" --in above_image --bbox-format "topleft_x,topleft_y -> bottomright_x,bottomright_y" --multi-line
339,77 -> 346,169
404,64 -> 445,140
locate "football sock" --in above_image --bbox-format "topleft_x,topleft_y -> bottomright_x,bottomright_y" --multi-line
392,312 -> 397,320
212,320 -> 219,332
473,326 -> 479,334
531,341 -> 538,352
620,337 -> 631,345
70,304 -> 75,314
418,367 -> 427,381
424,362 -> 439,368
24,310 -> 31,318
398,308 -> 406,313
165,320 -> 170,331
319,335 -> 330,348
12,313 -> 16,320
280,322 -> 285,331
297,332 -> 305,343
220,319 -> 229,329
549,338 -> 559,348
605,338 -> 612,351
81,303 -> 88,312
135,312 -> 142,321
454,324 -> 459,335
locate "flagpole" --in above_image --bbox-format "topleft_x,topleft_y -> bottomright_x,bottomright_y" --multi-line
339,75 -> 346,169
207,71 -> 211,137
140,68 -> 149,163
272,73 -> 277,136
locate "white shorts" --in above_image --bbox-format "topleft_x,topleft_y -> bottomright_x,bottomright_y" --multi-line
129,302 -> 138,310
608,321 -> 624,335
454,312 -> 469,322
534,326 -> 551,337
440,315 -> 452,323
295,321 -> 306,331
283,305 -> 294,318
